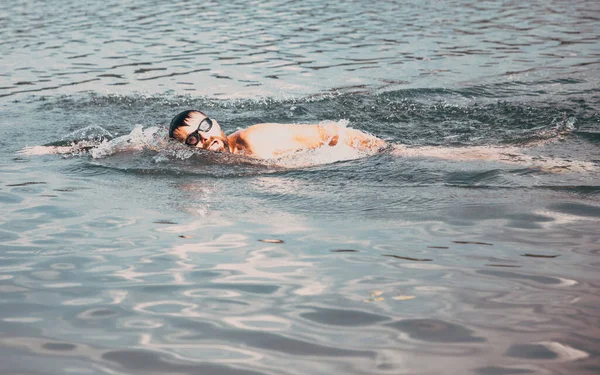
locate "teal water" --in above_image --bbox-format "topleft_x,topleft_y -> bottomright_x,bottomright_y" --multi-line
1,1 -> 599,374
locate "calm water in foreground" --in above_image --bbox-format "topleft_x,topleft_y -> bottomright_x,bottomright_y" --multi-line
1,0 -> 599,374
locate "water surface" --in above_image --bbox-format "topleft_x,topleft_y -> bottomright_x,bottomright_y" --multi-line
1,0 -> 599,374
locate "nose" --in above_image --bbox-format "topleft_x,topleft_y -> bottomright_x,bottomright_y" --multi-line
193,129 -> 208,143
201,134 -> 215,148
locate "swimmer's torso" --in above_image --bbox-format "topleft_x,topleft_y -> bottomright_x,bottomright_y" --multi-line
227,123 -> 385,159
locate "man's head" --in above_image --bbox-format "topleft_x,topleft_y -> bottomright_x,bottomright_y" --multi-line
169,110 -> 229,152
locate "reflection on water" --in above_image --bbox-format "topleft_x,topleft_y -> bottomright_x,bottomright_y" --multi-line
1,182 -> 598,374
1,0 -> 599,99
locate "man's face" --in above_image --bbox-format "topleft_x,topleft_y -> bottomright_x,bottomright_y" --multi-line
173,112 -> 229,153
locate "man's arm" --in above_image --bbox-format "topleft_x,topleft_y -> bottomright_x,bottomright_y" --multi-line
230,123 -> 385,158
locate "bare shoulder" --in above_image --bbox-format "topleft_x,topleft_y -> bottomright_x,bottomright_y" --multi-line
229,122 -> 386,158
229,123 -> 325,158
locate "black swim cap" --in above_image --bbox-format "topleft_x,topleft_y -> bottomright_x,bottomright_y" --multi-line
169,110 -> 205,138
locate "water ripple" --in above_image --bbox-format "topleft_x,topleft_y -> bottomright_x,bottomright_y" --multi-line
2,0 -> 599,98
1,1 -> 599,374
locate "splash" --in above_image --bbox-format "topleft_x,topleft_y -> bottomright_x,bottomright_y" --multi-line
89,125 -> 167,159
20,125 -> 171,159
62,125 -> 114,143
19,124 -> 115,157
18,119 -> 596,173
88,119 -> 381,168
510,113 -> 578,147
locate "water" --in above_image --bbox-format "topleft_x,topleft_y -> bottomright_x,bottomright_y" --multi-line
1,0 -> 600,374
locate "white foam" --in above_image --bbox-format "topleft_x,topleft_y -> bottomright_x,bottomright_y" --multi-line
89,125 -> 166,158
18,121 -> 598,172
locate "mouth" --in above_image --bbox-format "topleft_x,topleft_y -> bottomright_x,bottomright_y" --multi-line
207,139 -> 223,152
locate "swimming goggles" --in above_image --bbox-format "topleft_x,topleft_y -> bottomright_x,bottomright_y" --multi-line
185,118 -> 213,146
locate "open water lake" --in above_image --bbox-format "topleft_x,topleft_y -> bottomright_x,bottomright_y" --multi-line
1,0 -> 599,374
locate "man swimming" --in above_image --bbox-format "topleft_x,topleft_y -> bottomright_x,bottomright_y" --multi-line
19,110 -> 593,172
168,110 -> 386,159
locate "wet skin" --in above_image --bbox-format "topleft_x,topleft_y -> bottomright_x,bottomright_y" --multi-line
170,111 -> 386,159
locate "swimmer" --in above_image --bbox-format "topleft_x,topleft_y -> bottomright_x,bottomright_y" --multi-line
168,110 -> 386,159
18,110 -> 594,172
